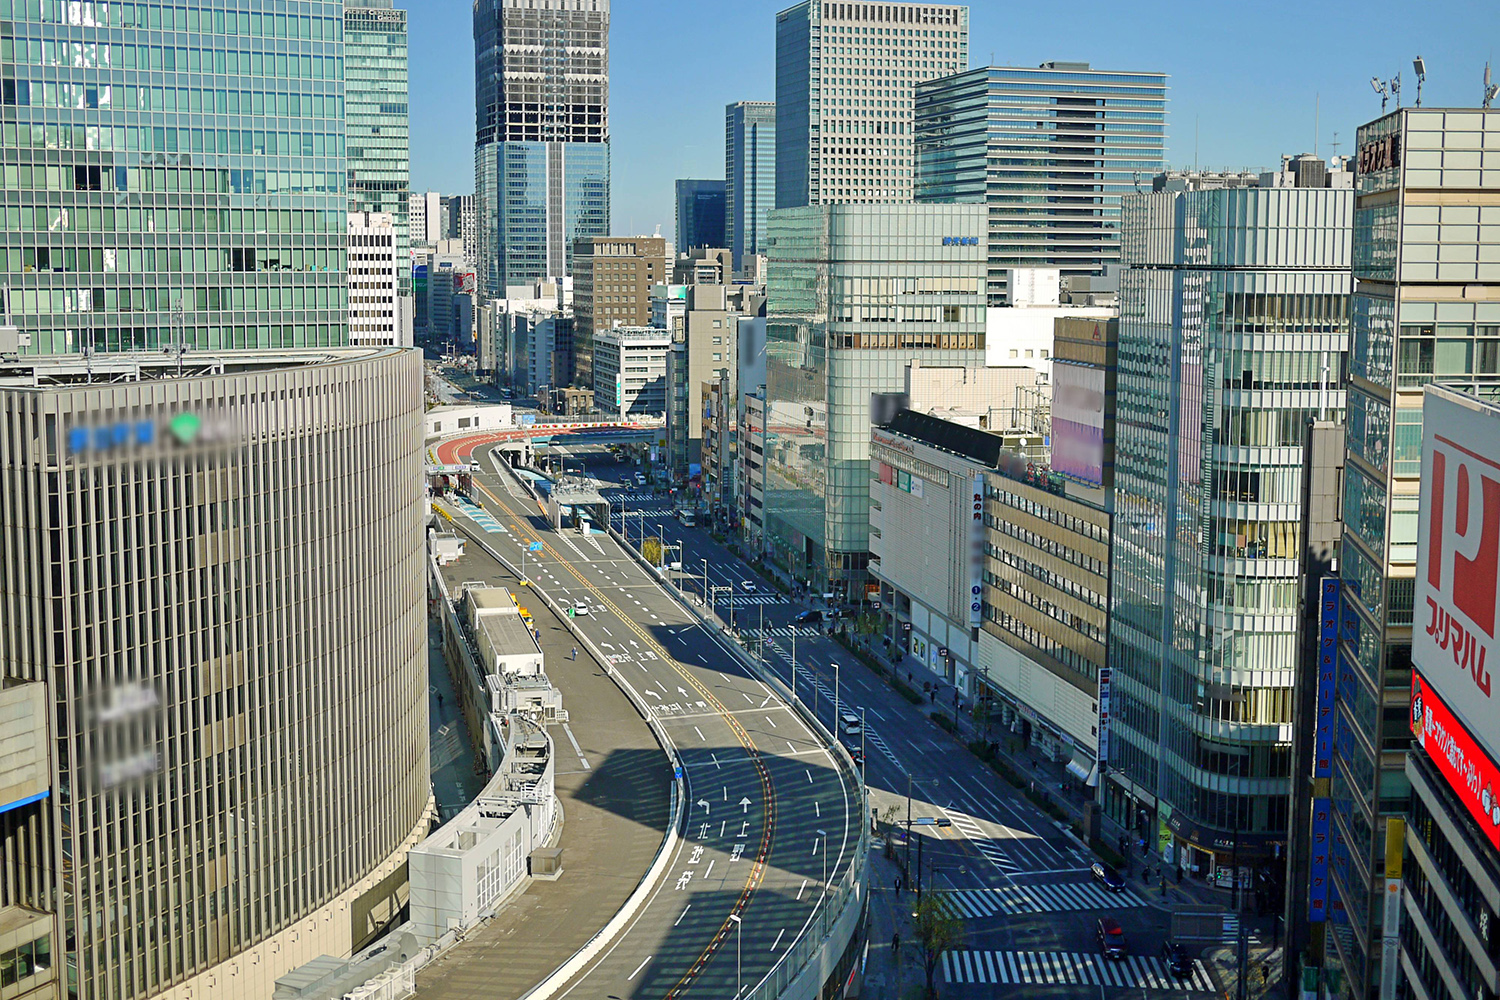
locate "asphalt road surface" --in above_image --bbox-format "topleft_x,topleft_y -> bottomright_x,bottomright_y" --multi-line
440,441 -> 864,999
555,444 -> 1223,999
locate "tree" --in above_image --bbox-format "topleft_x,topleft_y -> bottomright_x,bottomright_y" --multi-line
914,893 -> 963,998
879,804 -> 902,859
641,536 -> 663,566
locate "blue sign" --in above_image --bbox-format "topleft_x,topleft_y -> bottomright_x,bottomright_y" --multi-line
520,414 -> 537,427
529,541 -> 543,552
1314,578 -> 1339,779
1308,796 -> 1332,923
942,237 -> 980,246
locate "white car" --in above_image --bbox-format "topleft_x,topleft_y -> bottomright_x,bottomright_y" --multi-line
740,580 -> 757,593
573,603 -> 591,616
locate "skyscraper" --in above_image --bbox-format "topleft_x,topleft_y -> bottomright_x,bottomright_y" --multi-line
474,0 -> 611,296
675,179 -> 727,252
1109,162 -> 1352,885
2,1 -> 351,357
345,1 -> 411,291
726,101 -> 777,273
763,203 -> 986,596
1324,107 -> 1500,1000
774,0 -> 967,209
916,63 -> 1168,305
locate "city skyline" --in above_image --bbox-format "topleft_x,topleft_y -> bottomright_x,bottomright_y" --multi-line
408,0 -> 1498,238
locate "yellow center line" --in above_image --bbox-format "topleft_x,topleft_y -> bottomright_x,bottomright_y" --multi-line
471,474 -> 777,994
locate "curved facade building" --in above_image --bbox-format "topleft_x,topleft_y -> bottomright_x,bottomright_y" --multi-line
0,347 -> 430,1000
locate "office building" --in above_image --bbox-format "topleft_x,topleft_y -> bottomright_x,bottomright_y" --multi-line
984,267 -> 1117,378
673,247 -> 735,286
474,0 -> 610,295
1325,108 -> 1500,1000
0,347 -> 430,1000
727,101 -> 777,273
1402,386 -> 1500,1000
1108,162 -> 1353,880
410,190 -> 442,246
348,212 -> 405,346
345,1 -> 410,292
676,180 -> 727,252
422,241 -> 476,351
914,63 -> 1167,305
666,284 -> 739,479
774,1 -> 968,209
764,202 -> 986,597
573,235 -> 669,389
1,1 -> 349,358
441,193 -> 479,265
593,326 -> 670,417
703,375 -> 735,517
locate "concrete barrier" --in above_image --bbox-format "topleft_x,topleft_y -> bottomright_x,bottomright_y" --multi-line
443,521 -> 685,1000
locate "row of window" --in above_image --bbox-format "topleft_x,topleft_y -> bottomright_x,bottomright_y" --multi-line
4,2 -> 344,39
3,204 -> 347,241
7,244 -> 344,276
14,282 -> 346,315
2,39 -> 342,82
982,602 -> 1100,680
2,120 -> 344,160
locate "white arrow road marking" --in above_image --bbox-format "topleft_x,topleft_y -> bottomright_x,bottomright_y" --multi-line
740,797 -> 753,813
698,799 -> 710,814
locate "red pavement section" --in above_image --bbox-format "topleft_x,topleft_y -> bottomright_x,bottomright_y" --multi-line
432,423 -> 647,465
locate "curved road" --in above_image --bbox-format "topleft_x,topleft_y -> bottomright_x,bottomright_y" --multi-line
440,434 -> 864,999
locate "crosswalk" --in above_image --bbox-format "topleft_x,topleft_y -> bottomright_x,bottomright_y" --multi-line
1222,913 -> 1239,943
713,593 -> 786,606
754,626 -> 819,638
611,505 -> 674,517
940,810 -> 1020,874
450,497 -> 508,535
941,950 -> 1216,992
605,492 -> 662,504
936,882 -> 1148,918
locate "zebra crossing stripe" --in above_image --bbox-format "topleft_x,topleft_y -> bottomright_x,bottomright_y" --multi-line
941,951 -> 1217,990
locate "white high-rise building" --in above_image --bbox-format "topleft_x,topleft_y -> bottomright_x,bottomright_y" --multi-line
348,212 -> 405,346
408,190 -> 441,245
775,0 -> 968,208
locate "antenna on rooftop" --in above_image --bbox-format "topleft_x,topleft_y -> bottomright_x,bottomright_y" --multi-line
1371,76 -> 1389,113
1413,56 -> 1426,107
1484,63 -> 1498,109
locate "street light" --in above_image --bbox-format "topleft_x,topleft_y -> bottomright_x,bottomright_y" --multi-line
904,775 -> 937,891
817,828 -> 829,888
729,912 -> 742,998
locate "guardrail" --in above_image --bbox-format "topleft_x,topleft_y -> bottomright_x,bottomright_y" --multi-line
607,524 -> 870,1000
440,517 -> 687,1000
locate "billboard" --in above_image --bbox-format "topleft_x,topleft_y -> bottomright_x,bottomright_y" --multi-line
1051,361 -> 1105,487
1412,670 -> 1500,850
968,473 -> 984,627
1413,388 -> 1500,785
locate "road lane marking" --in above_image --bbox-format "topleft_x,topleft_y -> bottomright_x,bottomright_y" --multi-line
797,879 -> 808,900
675,906 -> 691,926
766,715 -> 777,728
627,957 -> 650,981
770,928 -> 785,951
695,726 -> 705,741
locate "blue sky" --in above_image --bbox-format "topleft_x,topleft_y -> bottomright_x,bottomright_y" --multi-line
410,0 -> 1498,238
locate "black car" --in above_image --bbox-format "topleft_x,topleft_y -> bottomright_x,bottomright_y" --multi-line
1161,941 -> 1192,976
1096,917 -> 1128,959
794,610 -> 824,624
1091,861 -> 1127,892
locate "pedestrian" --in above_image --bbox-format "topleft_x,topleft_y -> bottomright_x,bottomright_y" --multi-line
571,646 -> 577,660
894,874 -> 902,895
891,931 -> 901,962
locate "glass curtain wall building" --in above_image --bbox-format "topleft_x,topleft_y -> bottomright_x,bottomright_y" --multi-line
726,101 -> 776,273
764,203 -> 986,596
1327,108 -> 1500,1000
674,179 -> 726,252
915,63 -> 1167,305
1109,177 -> 1352,876
0,0 -> 350,357
344,0 -> 409,292
774,0 -> 968,209
473,0 -> 610,297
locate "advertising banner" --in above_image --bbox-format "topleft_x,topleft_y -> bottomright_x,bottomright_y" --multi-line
1051,361 -> 1106,487
1308,797 -> 1332,923
1413,390 -> 1500,807
1412,670 -> 1500,849
968,473 -> 985,628
1315,579 -> 1340,778
1096,668 -> 1112,765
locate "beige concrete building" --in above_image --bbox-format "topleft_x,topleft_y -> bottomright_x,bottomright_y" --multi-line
0,347 -> 431,1000
572,236 -> 669,389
